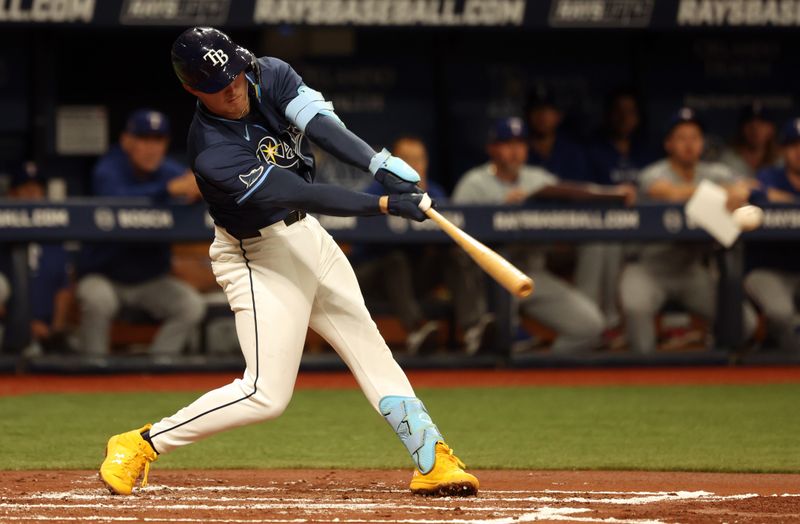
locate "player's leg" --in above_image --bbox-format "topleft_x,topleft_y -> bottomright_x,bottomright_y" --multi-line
619,263 -> 667,354
76,274 -> 120,355
520,269 -> 605,354
306,217 -> 477,496
679,264 -> 757,345
100,224 -> 319,494
356,251 -> 433,354
449,249 -> 494,354
127,275 -> 206,355
745,269 -> 797,351
578,242 -> 624,328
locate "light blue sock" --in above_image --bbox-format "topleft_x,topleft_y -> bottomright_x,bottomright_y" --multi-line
379,396 -> 443,474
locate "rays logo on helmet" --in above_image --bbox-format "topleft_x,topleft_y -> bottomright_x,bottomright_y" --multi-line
257,135 -> 300,169
203,49 -> 228,66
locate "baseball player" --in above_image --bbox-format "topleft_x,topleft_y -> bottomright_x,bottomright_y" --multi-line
745,118 -> 800,353
99,27 -> 478,497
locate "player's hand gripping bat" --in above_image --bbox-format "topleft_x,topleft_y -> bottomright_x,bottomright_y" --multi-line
423,205 -> 534,298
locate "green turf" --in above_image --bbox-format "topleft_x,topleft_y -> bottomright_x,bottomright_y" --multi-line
1,384 -> 798,472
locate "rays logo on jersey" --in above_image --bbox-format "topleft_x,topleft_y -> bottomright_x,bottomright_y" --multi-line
256,135 -> 300,169
239,165 -> 265,188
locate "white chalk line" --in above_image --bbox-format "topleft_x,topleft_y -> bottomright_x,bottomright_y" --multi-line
14,489 -> 767,507
0,507 -> 667,524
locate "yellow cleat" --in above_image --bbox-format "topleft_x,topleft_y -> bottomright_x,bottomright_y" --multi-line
409,442 -> 479,496
99,424 -> 158,495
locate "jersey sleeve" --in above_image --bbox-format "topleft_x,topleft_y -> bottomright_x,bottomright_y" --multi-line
707,163 -> 738,185
195,143 -> 381,217
262,57 -> 305,115
638,161 -> 667,193
452,171 -> 488,204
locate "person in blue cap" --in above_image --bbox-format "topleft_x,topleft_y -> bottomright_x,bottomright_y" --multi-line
619,107 -> 756,354
453,117 -> 606,354
744,117 -> 800,353
76,109 -> 206,356
719,101 -> 779,178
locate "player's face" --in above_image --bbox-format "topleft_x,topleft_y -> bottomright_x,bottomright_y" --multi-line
392,139 -> 429,187
610,96 -> 640,138
188,73 -> 250,120
665,123 -> 704,165
528,106 -> 561,136
741,119 -> 775,148
783,142 -> 800,172
121,133 -> 169,174
488,139 -> 528,172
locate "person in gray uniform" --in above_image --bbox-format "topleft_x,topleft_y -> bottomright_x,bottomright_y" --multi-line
744,118 -> 800,354
718,101 -> 778,178
619,108 -> 756,354
453,118 -> 605,354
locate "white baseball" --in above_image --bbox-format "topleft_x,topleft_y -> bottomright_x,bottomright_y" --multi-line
732,205 -> 764,231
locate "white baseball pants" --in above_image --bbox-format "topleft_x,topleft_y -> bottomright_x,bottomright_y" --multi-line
149,215 -> 415,454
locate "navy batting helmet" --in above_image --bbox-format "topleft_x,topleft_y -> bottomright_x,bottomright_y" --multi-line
171,27 -> 255,94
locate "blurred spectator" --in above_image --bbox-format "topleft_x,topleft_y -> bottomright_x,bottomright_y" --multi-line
0,271 -> 8,318
744,117 -> 800,354
7,162 -> 74,352
587,89 -> 653,185
354,136 -> 451,354
525,86 -> 590,181
0,271 -> 6,352
619,108 -> 756,354
453,117 -> 604,354
719,101 -> 778,178
578,89 -> 653,331
76,109 -> 205,356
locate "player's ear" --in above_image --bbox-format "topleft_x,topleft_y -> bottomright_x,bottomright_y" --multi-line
183,83 -> 199,96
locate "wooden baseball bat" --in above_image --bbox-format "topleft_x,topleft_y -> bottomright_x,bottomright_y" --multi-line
425,207 -> 534,298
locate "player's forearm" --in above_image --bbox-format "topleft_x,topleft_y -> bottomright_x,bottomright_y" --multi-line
304,114 -> 375,172
251,167 -> 381,217
647,182 -> 695,202
94,172 -> 169,199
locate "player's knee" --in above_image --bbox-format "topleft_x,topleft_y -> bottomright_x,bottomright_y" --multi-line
620,287 -> 657,316
569,303 -> 605,339
249,389 -> 291,420
77,275 -> 119,316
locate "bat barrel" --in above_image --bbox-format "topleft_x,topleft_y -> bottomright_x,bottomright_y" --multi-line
425,207 -> 535,298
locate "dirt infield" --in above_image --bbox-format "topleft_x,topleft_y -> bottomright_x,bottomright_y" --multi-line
2,366 -> 800,396
1,469 -> 798,523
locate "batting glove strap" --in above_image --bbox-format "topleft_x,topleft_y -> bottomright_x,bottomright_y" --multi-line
369,148 -> 421,183
379,396 -> 443,475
